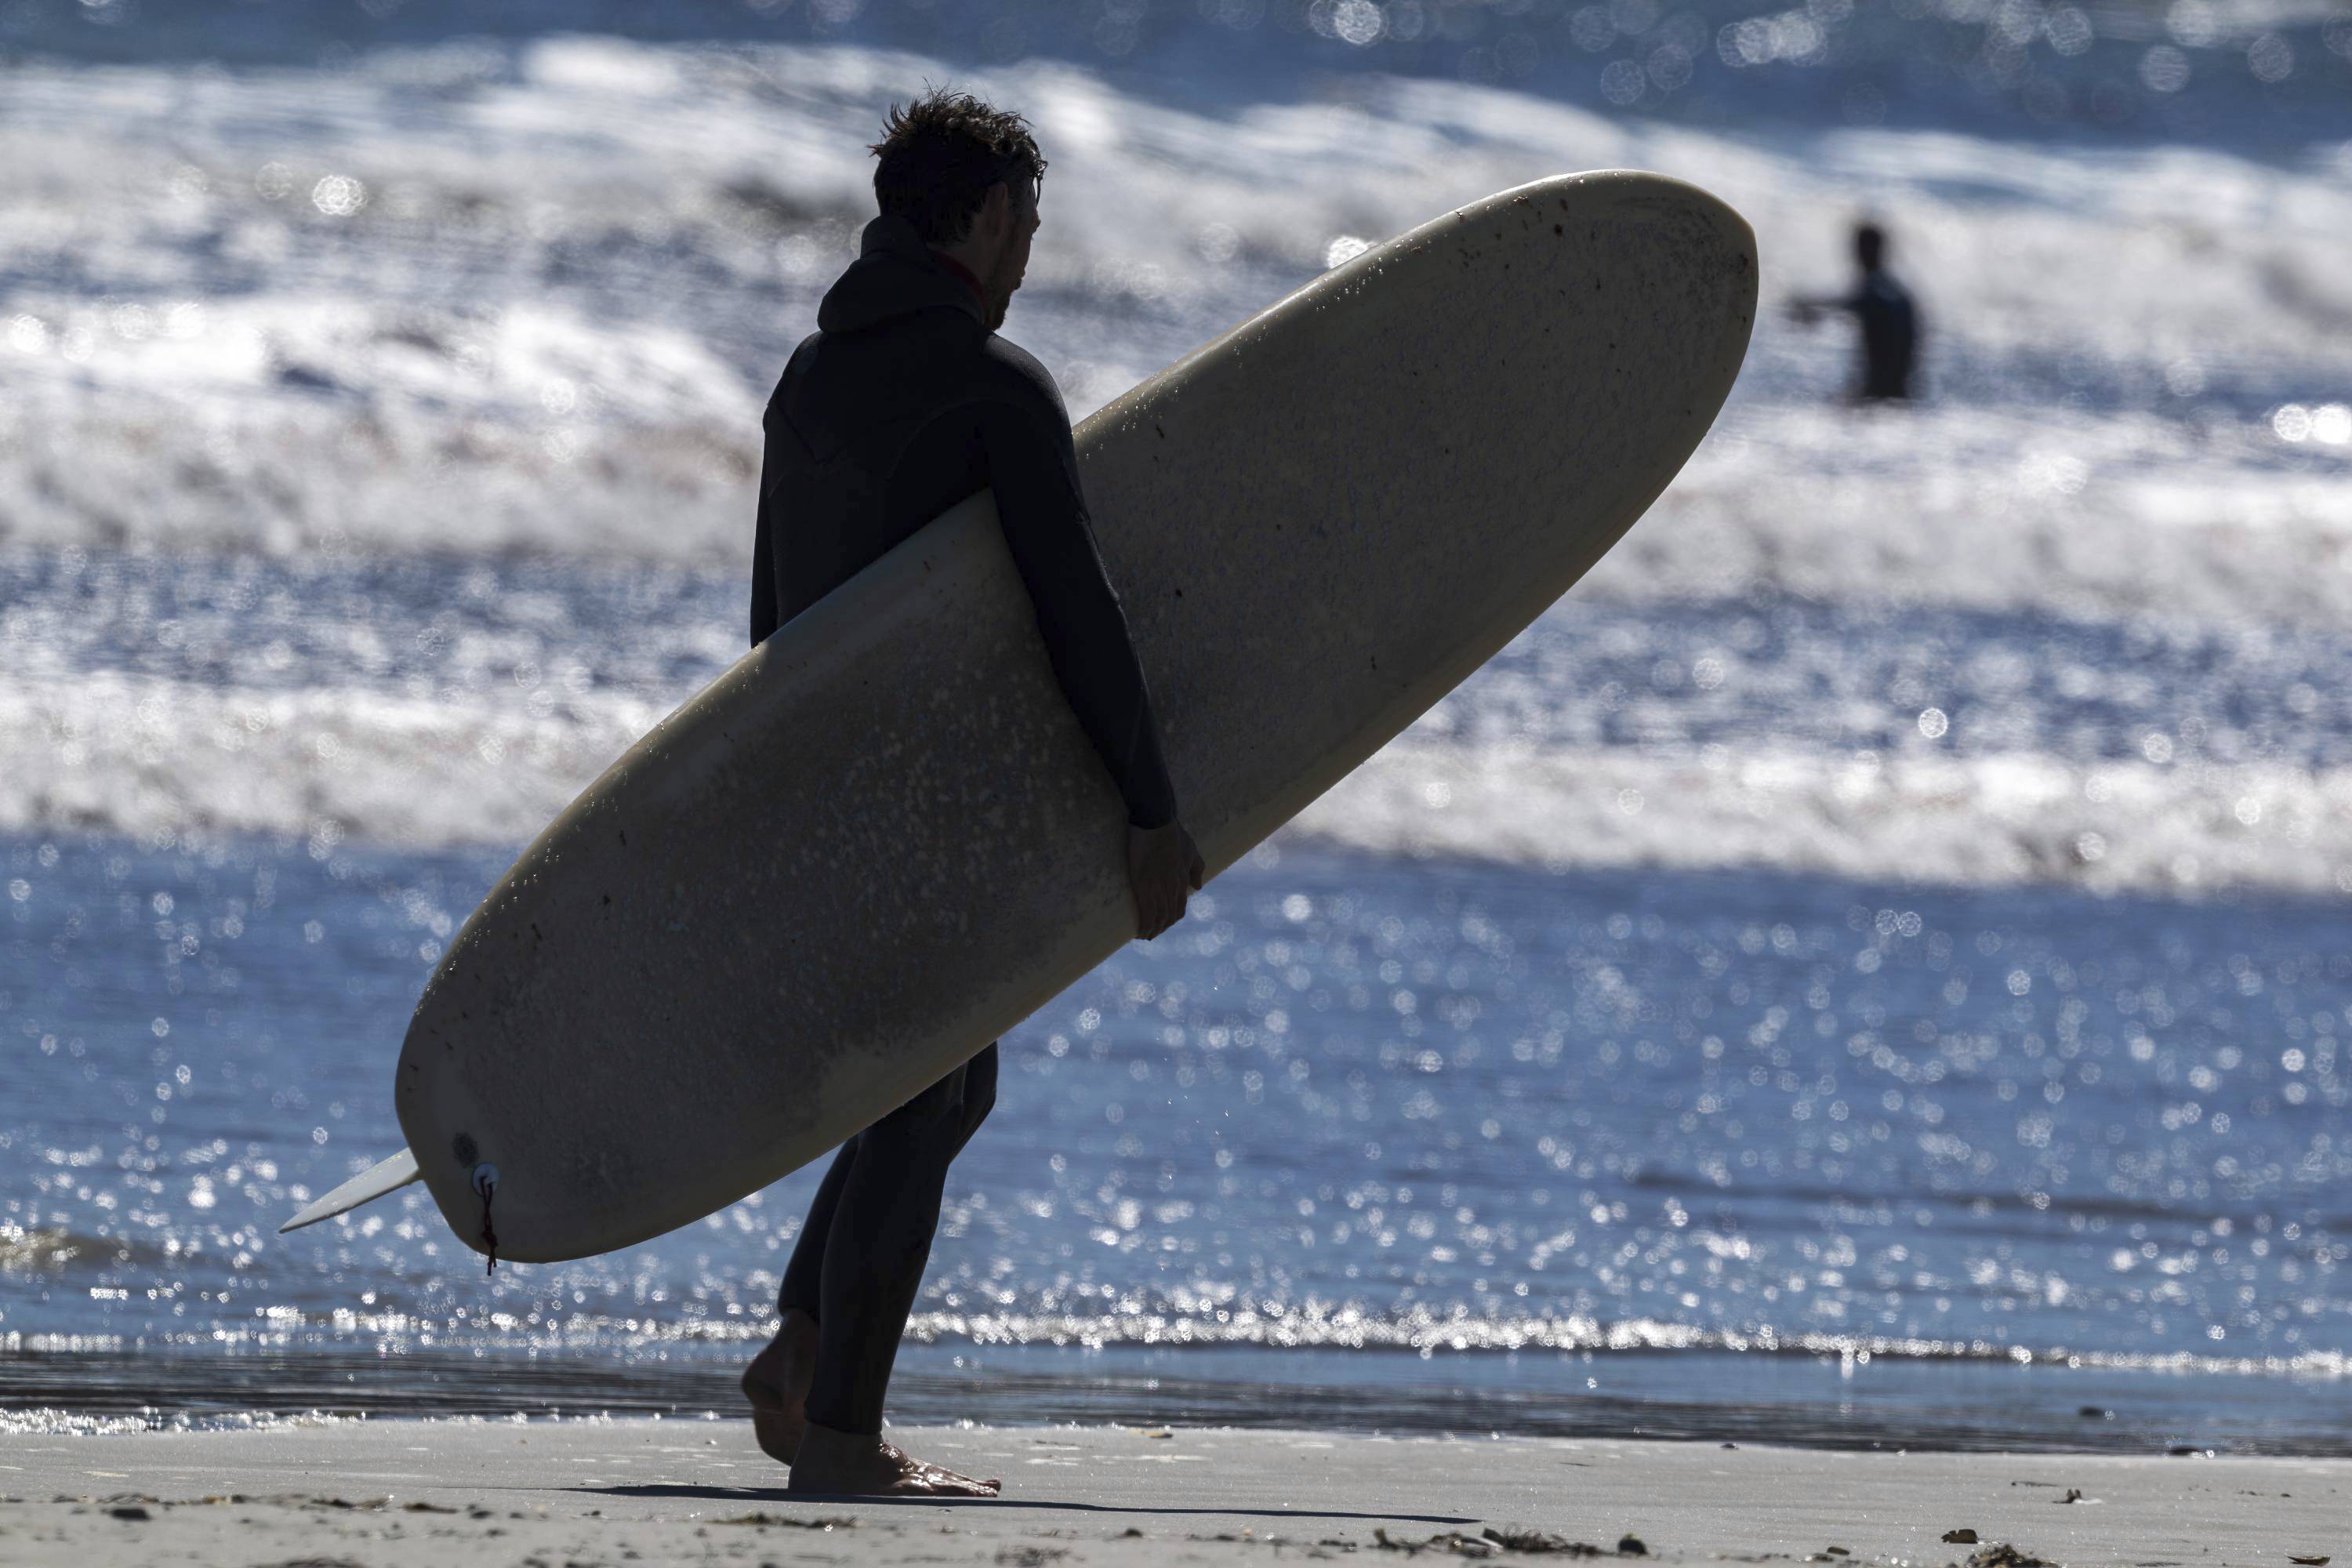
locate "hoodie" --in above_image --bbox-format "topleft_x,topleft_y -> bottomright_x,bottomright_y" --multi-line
750,213 -> 1179,830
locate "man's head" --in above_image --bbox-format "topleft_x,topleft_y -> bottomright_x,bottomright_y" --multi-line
871,90 -> 1047,332
1853,222 -> 1888,273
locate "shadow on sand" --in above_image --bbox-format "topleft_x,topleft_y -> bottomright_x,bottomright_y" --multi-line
575,1482 -> 1474,1524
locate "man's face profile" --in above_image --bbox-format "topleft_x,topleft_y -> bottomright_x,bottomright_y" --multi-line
982,176 -> 1040,333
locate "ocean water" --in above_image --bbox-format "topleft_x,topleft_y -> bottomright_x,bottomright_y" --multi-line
2,0 -> 2350,1450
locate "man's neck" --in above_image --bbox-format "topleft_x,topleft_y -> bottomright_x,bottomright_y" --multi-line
928,247 -> 988,307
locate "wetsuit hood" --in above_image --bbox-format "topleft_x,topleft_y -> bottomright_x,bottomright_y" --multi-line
817,214 -> 986,334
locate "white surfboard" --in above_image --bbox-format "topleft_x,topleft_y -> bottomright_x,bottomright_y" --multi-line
296,172 -> 1755,1264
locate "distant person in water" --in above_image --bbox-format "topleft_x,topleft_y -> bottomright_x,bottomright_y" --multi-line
738,93 -> 1203,1497
1789,221 -> 1919,401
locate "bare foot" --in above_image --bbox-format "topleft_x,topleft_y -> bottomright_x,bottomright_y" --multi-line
740,1308 -> 818,1466
785,1421 -> 1002,1497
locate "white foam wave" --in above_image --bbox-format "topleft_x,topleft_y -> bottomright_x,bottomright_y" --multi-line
1296,742 -> 2352,898
0,299 -> 761,558
0,1397 -> 362,1436
12,672 -> 2352,898
61,1301 -> 2348,1380
6,38 -> 2352,896
0,674 -> 660,851
1583,400 -> 2352,626
0,40 -> 2347,629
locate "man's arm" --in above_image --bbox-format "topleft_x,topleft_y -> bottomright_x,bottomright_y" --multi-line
975,389 -> 1179,830
750,492 -> 780,648
750,379 -> 797,649
976,376 -> 1202,937
1784,289 -> 1860,326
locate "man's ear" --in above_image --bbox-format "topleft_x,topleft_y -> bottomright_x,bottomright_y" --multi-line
982,180 -> 1012,241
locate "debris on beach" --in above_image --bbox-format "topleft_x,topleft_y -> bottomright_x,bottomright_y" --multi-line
2054,1489 -> 2087,1504
1618,1536 -> 1650,1555
711,1512 -> 858,1530
1943,1530 -> 1980,1543
1374,1526 -> 1497,1556
1964,1544 -> 2056,1568
2287,1556 -> 2329,1565
995,1548 -> 1070,1567
1480,1525 -> 1608,1555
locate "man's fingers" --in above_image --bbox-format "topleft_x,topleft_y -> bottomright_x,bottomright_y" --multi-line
1131,826 -> 1205,940
1147,875 -> 1191,940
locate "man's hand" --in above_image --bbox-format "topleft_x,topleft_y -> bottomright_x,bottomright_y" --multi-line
1127,821 -> 1205,940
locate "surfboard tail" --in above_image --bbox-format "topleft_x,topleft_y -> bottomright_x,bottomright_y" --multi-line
278,1147 -> 423,1233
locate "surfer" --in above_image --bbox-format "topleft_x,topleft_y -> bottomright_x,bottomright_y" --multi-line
1788,220 -> 1920,401
739,91 -> 1205,1497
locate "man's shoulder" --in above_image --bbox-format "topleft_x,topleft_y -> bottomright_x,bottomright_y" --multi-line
976,336 -> 1069,426
767,329 -> 823,389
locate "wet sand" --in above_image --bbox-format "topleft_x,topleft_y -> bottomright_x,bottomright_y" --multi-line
1,1420 -> 2343,1566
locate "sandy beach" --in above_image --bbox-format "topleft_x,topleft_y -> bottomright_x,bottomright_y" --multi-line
2,1420 -> 2344,1567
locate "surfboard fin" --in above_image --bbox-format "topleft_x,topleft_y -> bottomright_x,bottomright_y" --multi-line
278,1147 -> 423,1234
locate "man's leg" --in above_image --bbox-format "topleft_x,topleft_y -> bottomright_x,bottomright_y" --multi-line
741,1139 -> 860,1461
943,1041 -> 999,1164
787,1044 -> 1001,1496
780,1140 -> 861,1316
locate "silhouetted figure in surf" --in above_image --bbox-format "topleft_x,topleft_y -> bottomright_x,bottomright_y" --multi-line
738,92 -> 1203,1499
1789,221 -> 1919,402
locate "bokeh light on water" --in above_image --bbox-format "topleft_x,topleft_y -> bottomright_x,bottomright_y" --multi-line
4,833 -> 2346,1441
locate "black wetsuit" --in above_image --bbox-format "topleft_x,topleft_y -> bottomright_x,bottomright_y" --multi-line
754,213 -> 1179,1437
1840,268 -> 1919,401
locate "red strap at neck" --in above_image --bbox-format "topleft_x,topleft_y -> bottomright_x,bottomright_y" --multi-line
932,251 -> 987,307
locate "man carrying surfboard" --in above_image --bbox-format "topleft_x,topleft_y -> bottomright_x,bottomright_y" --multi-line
740,91 -> 1205,1497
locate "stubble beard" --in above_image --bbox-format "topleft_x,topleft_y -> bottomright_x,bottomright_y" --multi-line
982,255 -> 1018,333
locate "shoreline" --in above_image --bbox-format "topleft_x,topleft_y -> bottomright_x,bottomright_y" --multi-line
2,1421 -> 2346,1568
8,1341 -> 2352,1459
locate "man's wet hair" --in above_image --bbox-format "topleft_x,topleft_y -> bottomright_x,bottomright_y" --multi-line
870,90 -> 1048,245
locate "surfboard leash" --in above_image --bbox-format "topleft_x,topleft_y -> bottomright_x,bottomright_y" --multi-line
471,1163 -> 500,1276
